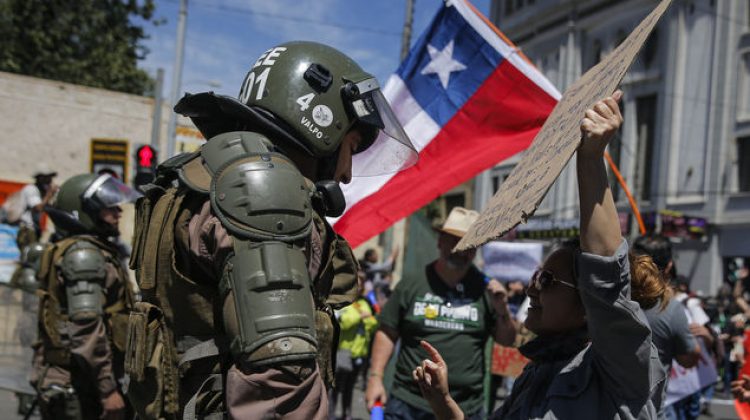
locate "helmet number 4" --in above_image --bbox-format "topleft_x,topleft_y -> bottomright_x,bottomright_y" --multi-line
296,93 -> 315,111
239,67 -> 271,102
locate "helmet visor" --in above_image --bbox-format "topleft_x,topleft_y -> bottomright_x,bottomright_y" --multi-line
348,80 -> 418,177
83,175 -> 143,209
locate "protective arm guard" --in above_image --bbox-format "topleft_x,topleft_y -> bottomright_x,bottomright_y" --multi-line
61,241 -> 106,322
222,241 -> 317,365
203,131 -> 318,365
11,242 -> 46,293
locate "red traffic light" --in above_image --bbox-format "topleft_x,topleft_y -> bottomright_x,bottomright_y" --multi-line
137,145 -> 156,167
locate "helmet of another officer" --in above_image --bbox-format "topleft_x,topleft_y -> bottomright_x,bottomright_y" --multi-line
47,174 -> 141,236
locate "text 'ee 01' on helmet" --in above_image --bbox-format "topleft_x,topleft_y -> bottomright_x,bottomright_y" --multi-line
46,174 -> 142,235
239,41 -> 417,176
175,41 -> 417,178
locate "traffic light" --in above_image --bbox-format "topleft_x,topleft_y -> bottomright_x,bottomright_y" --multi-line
134,144 -> 158,190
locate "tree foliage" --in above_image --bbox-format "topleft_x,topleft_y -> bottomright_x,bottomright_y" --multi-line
0,0 -> 159,95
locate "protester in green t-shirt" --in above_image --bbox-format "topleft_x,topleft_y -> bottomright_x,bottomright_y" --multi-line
365,207 -> 517,419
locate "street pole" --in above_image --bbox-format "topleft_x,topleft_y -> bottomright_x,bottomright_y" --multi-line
166,0 -> 188,159
150,68 -> 164,149
401,0 -> 415,60
386,0 -> 415,286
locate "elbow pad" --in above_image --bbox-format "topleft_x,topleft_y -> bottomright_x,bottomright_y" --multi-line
202,131 -> 318,365
61,242 -> 106,322
222,241 -> 317,366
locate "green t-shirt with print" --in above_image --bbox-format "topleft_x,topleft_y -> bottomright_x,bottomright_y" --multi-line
378,262 -> 496,415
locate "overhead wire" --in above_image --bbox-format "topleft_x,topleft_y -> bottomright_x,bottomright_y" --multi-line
161,0 -> 402,37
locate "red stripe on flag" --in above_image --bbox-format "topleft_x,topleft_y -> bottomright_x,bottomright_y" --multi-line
334,61 -> 557,247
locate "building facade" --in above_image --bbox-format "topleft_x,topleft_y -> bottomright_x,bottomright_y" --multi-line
477,0 -> 750,293
0,71 -> 191,243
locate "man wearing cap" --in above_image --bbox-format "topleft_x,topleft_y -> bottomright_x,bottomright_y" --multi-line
365,207 -> 516,420
11,166 -> 58,247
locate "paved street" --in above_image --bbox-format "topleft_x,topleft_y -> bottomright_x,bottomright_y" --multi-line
0,384 -> 742,420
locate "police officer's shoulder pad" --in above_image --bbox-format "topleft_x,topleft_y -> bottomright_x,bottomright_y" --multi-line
61,241 -> 107,282
203,131 -> 313,241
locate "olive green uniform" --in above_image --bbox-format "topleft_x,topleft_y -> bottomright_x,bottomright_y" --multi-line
124,40 -> 416,420
125,143 -> 359,419
32,235 -> 134,420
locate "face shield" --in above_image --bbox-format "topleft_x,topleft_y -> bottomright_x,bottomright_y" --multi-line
82,174 -> 143,211
345,78 -> 418,177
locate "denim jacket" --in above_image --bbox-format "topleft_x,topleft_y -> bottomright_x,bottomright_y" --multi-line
493,240 -> 666,420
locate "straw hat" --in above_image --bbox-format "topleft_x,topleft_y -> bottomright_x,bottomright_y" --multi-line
435,207 -> 479,238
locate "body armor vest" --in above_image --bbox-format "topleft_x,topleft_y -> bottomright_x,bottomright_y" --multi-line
36,236 -> 134,367
125,132 -> 360,420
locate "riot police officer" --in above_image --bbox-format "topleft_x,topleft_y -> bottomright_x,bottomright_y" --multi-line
10,241 -> 46,415
125,41 -> 416,419
33,173 -> 139,420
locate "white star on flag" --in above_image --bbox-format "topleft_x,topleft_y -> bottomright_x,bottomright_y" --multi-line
420,40 -> 467,89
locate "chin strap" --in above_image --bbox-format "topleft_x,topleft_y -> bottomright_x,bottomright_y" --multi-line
315,150 -> 340,182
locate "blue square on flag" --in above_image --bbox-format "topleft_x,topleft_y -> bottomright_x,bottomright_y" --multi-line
335,0 -> 561,247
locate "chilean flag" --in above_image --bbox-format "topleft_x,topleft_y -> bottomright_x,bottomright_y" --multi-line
332,0 -> 560,247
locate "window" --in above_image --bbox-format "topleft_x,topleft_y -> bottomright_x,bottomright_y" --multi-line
444,193 -> 466,216
642,28 -> 659,69
739,136 -> 750,192
615,30 -> 627,48
607,103 -> 624,202
505,0 -> 514,16
738,52 -> 750,121
635,95 -> 657,201
492,172 -> 510,193
585,39 -> 602,71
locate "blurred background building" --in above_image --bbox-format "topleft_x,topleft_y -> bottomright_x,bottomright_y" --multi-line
475,0 -> 750,294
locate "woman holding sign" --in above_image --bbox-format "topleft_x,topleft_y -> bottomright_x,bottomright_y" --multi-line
411,91 -> 666,420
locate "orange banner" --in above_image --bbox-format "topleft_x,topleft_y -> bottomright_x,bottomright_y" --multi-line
0,180 -> 25,205
491,344 -> 529,378
0,180 -> 47,230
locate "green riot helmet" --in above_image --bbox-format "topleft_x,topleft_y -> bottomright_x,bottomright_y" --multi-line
47,174 -> 141,236
238,41 -> 417,176
175,41 -> 418,178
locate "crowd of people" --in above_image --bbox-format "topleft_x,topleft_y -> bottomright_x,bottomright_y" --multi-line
2,38 -> 750,420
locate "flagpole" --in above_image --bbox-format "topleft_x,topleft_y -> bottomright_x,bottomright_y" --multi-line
604,151 -> 646,235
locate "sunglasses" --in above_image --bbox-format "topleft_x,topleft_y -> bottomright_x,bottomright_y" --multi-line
531,269 -> 577,290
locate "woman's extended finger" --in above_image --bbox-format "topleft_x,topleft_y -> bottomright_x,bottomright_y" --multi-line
420,340 -> 446,365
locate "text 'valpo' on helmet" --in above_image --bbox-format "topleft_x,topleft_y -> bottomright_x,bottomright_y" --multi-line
174,41 -> 418,177
46,174 -> 142,235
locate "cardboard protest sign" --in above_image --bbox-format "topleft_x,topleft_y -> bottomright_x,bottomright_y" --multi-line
664,340 -> 717,406
456,0 -> 674,251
